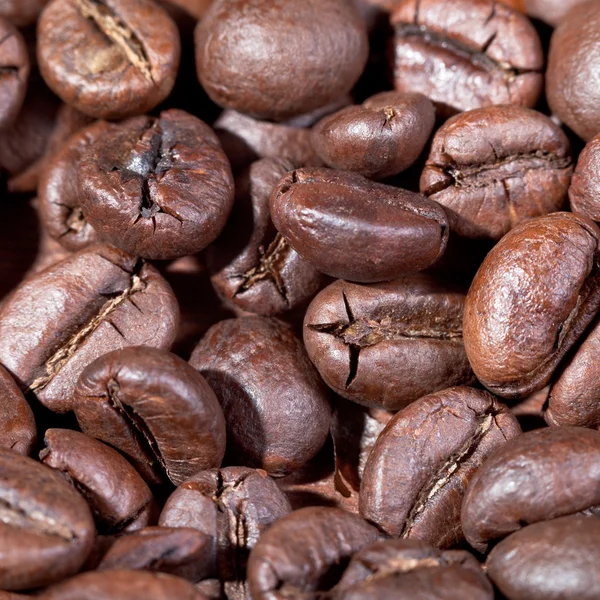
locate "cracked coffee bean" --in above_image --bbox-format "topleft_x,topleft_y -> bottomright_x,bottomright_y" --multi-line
37,0 -> 181,119
0,18 -> 29,131
0,448 -> 95,590
569,133 -> 600,223
190,317 -> 332,476
207,158 -> 324,317
79,109 -> 235,260
304,276 -> 474,410
270,168 -> 449,283
195,0 -> 368,120
74,346 -> 226,486
0,244 -> 179,414
40,429 -> 156,534
0,365 -> 36,457
421,105 -> 573,241
391,0 -> 543,116
463,212 -> 600,399
461,427 -> 600,553
311,91 -> 435,180
359,387 -> 521,546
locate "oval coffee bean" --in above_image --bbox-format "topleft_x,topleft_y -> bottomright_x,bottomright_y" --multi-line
270,168 -> 449,282
247,506 -> 382,600
74,347 -> 226,486
360,387 -> 521,546
0,244 -> 179,413
391,0 -> 543,116
463,212 -> 600,399
40,429 -> 156,534
461,427 -> 600,553
0,364 -> 36,456
37,0 -> 181,119
569,133 -> 600,222
311,91 -> 435,180
0,449 -> 95,590
190,317 -> 332,476
421,105 -> 573,241
487,516 -> 600,600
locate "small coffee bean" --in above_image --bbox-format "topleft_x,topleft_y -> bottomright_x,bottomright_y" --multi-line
569,133 -> 600,222
0,364 -> 36,456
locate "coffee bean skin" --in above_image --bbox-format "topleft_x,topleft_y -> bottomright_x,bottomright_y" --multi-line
79,109 -> 235,261
360,387 -> 520,546
247,506 -> 382,600
311,92 -> 435,180
421,106 -> 573,241
569,133 -> 600,222
195,0 -> 368,121
40,429 -> 156,534
190,317 -> 331,476
74,347 -> 226,486
0,365 -> 36,456
304,277 -> 474,410
0,449 -> 95,590
487,516 -> 600,600
37,0 -> 181,119
0,244 -> 179,413
463,212 -> 600,399
270,168 -> 449,282
391,0 -> 543,116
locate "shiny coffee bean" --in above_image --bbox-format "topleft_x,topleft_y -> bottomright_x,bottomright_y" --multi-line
74,347 -> 226,486
421,105 -> 573,241
40,429 -> 156,534
463,212 -> 600,399
569,133 -> 600,222
461,427 -> 600,553
304,276 -> 474,410
270,168 -> 449,282
360,387 -> 521,546
0,364 -> 36,456
0,18 -> 29,130
190,317 -> 332,476
0,244 -> 178,413
37,0 -> 181,119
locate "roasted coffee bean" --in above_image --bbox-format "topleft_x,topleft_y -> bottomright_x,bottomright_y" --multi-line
311,92 -> 435,180
74,347 -> 226,486
190,317 -> 332,475
270,168 -> 449,282
0,244 -> 179,413
27,228 -> 73,277
360,387 -> 520,546
334,539 -> 493,600
0,18 -> 29,130
487,515 -> 600,600
463,212 -> 600,399
569,133 -> 600,222
0,0 -> 48,26
304,276 -> 474,410
247,507 -> 382,600
507,0 -> 591,26
207,158 -> 324,317
195,0 -> 368,120
79,109 -> 235,260
37,0 -> 181,119
421,105 -> 573,240
40,429 -> 156,534
461,426 -> 600,553
0,449 -> 95,590
390,0 -> 543,116
0,364 -> 36,456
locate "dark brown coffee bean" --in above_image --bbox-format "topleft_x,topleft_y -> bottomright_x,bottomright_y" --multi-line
569,133 -> 600,222
195,0 -> 368,120
391,0 -> 543,116
0,364 -> 36,456
463,212 -> 600,399
207,158 -> 324,317
487,515 -> 600,600
27,227 -> 73,277
311,92 -> 435,180
461,427 -> 600,553
79,109 -> 235,260
0,0 -> 48,26
40,429 -> 156,534
0,244 -> 179,413
360,387 -> 520,546
190,317 -> 332,476
247,507 -> 382,600
74,347 -> 226,486
304,276 -> 474,410
270,168 -> 449,282
0,449 -> 95,590
421,105 -> 573,241
37,0 -> 181,119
